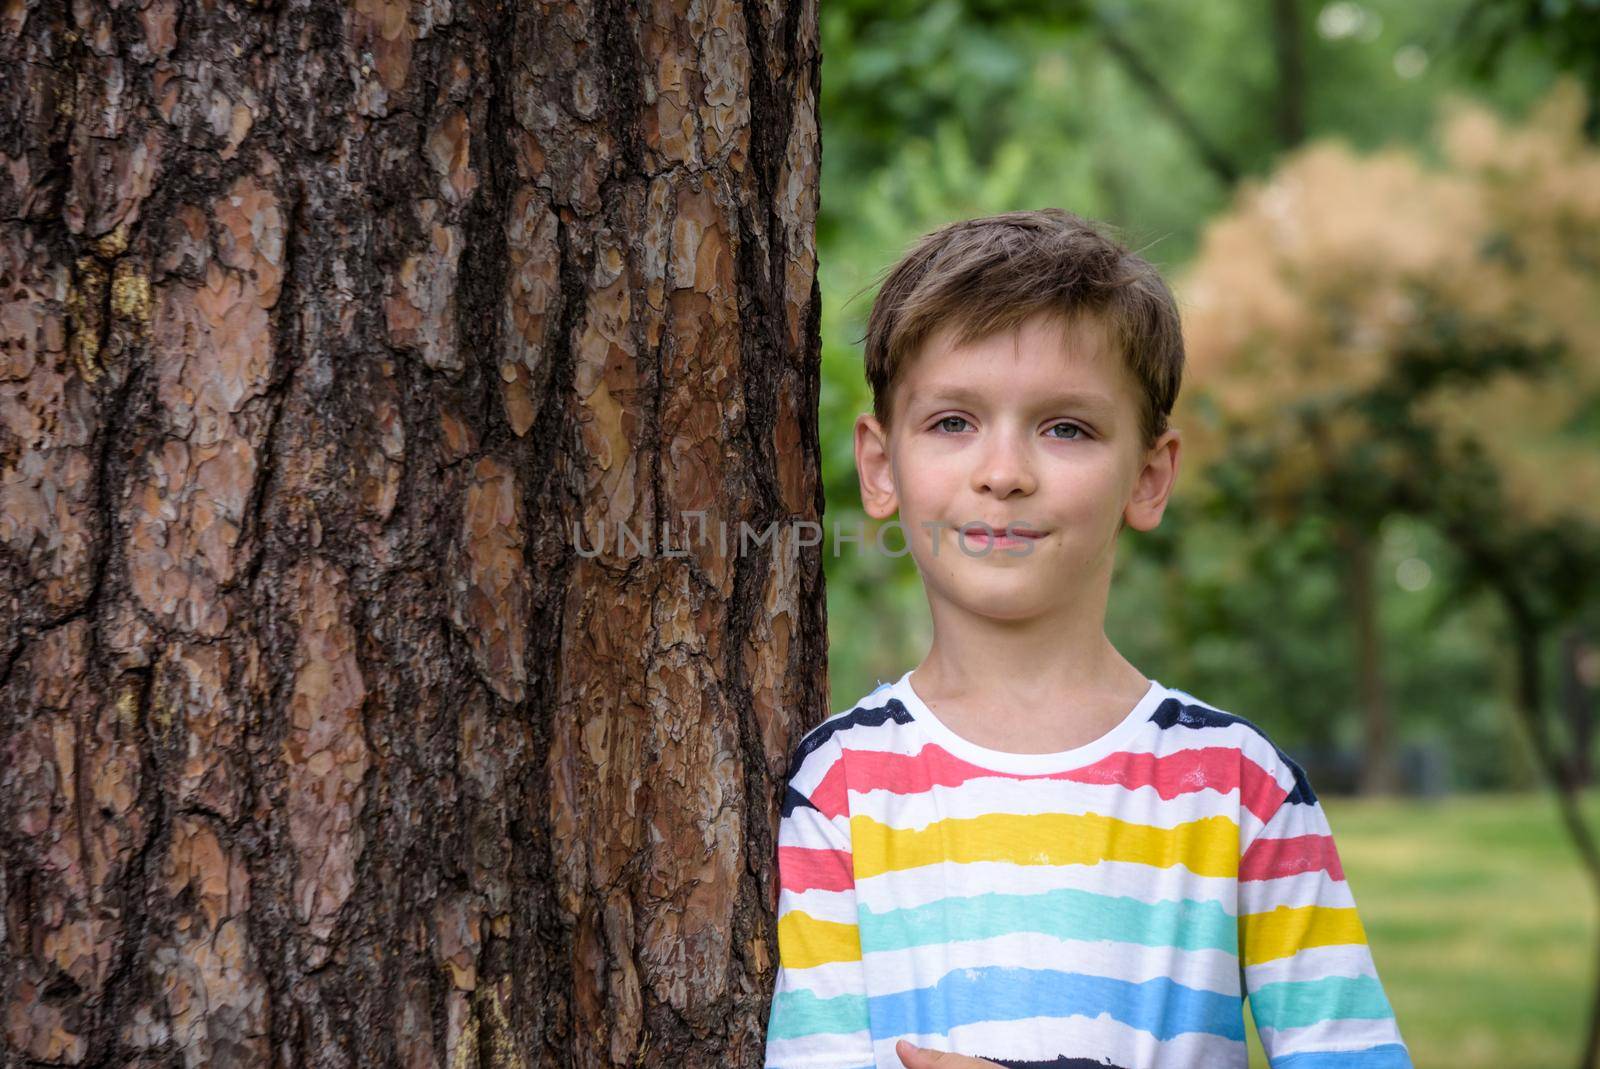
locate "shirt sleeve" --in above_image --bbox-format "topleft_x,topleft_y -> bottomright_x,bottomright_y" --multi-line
1237,759 -> 1413,1069
764,734 -> 875,1069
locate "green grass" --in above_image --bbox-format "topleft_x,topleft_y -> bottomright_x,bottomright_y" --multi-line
1244,790 -> 1600,1069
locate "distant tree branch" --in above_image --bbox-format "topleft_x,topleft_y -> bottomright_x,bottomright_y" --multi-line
1092,17 -> 1242,185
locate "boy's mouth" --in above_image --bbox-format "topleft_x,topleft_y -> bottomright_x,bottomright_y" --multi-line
959,523 -> 1046,539
957,523 -> 1048,549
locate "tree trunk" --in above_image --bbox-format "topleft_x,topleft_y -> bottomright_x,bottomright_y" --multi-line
1563,624 -> 1596,787
0,1 -> 824,1066
1334,520 -> 1398,795
1270,0 -> 1306,149
1500,605 -> 1600,1069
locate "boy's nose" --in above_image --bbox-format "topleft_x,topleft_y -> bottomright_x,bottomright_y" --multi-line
972,432 -> 1036,498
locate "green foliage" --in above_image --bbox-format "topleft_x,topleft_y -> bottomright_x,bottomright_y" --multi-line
1454,0 -> 1600,133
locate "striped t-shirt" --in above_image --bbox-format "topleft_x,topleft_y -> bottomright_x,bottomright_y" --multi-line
764,668 -> 1411,1069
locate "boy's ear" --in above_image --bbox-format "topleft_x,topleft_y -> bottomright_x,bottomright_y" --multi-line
855,414 -> 899,520
1123,427 -> 1181,532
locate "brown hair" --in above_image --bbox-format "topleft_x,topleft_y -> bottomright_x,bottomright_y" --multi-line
861,208 -> 1184,450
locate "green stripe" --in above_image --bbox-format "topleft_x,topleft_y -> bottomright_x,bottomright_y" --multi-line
766,987 -> 870,1041
859,886 -> 1238,955
1249,974 -> 1395,1032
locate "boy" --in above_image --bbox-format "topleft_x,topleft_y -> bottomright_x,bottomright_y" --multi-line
763,209 -> 1411,1069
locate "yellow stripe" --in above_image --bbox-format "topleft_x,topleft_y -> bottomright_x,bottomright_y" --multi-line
1240,905 -> 1369,965
777,909 -> 862,969
849,811 -> 1239,880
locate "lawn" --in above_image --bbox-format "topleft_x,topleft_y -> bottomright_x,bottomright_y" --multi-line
1244,789 -> 1600,1068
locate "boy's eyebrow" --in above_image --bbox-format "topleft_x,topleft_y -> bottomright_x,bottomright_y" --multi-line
914,384 -> 1118,414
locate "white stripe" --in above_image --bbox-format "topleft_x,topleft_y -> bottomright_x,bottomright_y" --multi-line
771,956 -> 868,1000
789,747 -> 845,800
780,886 -> 859,925
1265,803 -> 1335,837
835,714 -> 1269,760
1239,867 -> 1357,911
779,808 -> 852,848
1256,1015 -> 1407,1056
1244,943 -> 1381,989
861,930 -> 1242,996
763,1028 -> 874,1069
855,858 -> 1240,911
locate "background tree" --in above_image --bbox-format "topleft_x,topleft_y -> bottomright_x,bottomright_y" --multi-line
0,2 -> 823,1066
1176,123 -> 1502,796
1180,78 -> 1600,1063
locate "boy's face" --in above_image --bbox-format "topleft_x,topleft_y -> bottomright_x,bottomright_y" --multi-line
854,309 -> 1180,626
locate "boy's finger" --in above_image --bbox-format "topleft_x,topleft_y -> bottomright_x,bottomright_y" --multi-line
894,1038 -> 1002,1068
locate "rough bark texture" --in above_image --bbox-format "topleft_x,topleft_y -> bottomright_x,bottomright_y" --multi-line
0,0 -> 824,1066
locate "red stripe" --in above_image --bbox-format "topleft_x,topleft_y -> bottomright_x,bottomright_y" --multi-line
835,744 -> 1290,821
1069,747 -> 1288,822
1238,759 -> 1290,824
809,759 -> 850,821
1239,833 -> 1346,882
778,845 -> 854,893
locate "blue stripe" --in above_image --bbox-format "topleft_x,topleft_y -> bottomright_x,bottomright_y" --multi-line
1270,1042 -> 1413,1068
869,964 -> 1245,1042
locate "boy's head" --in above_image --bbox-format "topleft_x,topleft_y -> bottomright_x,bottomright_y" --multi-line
853,208 -> 1184,625
862,208 -> 1183,453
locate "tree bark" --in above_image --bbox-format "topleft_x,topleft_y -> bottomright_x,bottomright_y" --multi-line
0,1 -> 824,1066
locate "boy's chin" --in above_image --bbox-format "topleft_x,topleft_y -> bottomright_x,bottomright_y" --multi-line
961,600 -> 1062,625
941,582 -> 1066,623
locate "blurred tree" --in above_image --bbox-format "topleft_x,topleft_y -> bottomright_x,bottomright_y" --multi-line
1180,76 -> 1600,1062
1454,0 -> 1600,136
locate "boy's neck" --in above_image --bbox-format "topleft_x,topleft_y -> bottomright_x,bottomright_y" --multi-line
913,597 -> 1148,721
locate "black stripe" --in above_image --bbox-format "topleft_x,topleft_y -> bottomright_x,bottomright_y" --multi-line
781,784 -> 817,819
779,695 -> 917,817
1148,696 -> 1317,805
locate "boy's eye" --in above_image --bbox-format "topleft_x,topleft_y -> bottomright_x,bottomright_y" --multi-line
933,417 -> 1088,439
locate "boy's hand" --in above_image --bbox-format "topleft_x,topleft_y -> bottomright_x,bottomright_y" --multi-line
894,1039 -> 1004,1068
